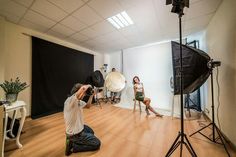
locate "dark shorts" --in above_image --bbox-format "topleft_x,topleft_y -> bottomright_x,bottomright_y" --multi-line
135,92 -> 144,101
67,125 -> 101,152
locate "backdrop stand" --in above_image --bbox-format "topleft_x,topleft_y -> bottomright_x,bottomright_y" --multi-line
190,63 -> 230,157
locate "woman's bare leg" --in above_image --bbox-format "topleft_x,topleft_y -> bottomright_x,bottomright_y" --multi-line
143,98 -> 163,117
143,100 -> 150,115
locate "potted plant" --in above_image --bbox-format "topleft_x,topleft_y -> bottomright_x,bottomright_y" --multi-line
0,77 -> 29,102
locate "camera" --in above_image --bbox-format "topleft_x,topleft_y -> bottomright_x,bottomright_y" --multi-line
86,86 -> 94,96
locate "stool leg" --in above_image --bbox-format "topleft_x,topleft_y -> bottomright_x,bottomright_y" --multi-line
138,101 -> 142,114
133,99 -> 136,112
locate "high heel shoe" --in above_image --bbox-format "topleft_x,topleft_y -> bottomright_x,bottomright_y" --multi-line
155,113 -> 163,117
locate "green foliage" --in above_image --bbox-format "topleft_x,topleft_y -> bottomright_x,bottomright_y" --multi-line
0,77 -> 29,94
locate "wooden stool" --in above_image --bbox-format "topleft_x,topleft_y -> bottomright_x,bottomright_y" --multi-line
133,99 -> 142,114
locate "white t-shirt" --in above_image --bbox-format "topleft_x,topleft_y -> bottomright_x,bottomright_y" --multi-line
134,83 -> 143,92
64,94 -> 87,135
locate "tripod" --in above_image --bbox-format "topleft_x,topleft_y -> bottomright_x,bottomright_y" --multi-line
165,8 -> 197,157
190,68 -> 231,157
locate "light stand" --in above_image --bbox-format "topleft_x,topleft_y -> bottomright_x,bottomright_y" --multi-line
165,0 -> 197,156
190,60 -> 231,157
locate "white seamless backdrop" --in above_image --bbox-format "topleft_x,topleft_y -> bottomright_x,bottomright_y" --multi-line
120,42 -> 173,110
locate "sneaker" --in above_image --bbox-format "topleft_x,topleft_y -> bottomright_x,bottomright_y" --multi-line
65,136 -> 73,156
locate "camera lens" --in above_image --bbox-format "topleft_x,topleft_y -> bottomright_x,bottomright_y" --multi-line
86,87 -> 94,96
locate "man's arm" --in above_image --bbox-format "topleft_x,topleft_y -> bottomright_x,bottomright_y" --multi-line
84,94 -> 94,108
66,85 -> 90,109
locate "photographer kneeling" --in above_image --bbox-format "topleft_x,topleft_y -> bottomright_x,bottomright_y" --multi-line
64,83 -> 101,156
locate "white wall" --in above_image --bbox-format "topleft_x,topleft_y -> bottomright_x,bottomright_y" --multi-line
205,0 -> 236,146
104,51 -> 122,72
106,42 -> 173,111
0,17 -> 5,98
0,18 -> 104,116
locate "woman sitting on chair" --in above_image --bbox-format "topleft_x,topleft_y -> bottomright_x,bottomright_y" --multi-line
133,76 -> 163,117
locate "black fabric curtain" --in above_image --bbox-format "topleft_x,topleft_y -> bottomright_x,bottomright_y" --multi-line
32,37 -> 94,119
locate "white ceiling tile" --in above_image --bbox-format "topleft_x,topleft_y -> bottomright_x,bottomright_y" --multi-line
88,0 -> 123,18
190,0 -> 203,4
51,24 -> 75,37
183,27 -> 205,37
31,0 -> 67,22
153,0 -> 178,31
81,40 -> 97,48
72,5 -> 102,26
19,19 -> 48,32
117,0 -> 143,9
119,25 -> 139,37
0,0 -> 222,52
24,10 -> 56,28
48,0 -> 84,13
85,39 -> 103,46
126,0 -> 162,42
0,10 -> 21,23
66,37 -> 81,45
185,0 -> 222,20
60,16 -> 87,31
90,21 -> 115,35
80,27 -> 102,38
161,31 -> 178,41
13,0 -> 34,7
94,31 -> 123,43
184,14 -> 213,31
71,32 -> 89,42
47,30 -> 67,39
0,0 -> 27,18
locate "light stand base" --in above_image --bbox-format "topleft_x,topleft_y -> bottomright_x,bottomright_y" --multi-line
190,122 -> 231,157
166,132 -> 197,157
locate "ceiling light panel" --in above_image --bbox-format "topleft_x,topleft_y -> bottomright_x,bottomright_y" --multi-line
107,11 -> 134,29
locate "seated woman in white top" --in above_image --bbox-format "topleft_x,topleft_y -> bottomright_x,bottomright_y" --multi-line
133,76 -> 163,117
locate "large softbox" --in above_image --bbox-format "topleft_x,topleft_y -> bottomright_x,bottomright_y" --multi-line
85,70 -> 104,87
171,41 -> 211,95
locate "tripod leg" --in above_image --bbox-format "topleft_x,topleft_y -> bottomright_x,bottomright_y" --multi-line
190,123 -> 212,137
167,142 -> 181,157
184,142 -> 196,157
180,142 -> 183,157
184,134 -> 197,157
215,127 -> 231,157
165,133 -> 181,157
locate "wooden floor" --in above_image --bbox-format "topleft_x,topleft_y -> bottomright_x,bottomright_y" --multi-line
5,103 -> 236,157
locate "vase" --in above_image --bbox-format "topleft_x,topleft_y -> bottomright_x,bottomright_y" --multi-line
6,93 -> 18,102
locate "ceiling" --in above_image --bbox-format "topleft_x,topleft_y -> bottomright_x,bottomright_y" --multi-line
0,0 -> 222,53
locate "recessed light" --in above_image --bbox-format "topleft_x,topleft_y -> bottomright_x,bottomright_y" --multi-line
107,11 -> 134,29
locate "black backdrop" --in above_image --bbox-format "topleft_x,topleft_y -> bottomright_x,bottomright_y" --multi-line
32,37 -> 94,119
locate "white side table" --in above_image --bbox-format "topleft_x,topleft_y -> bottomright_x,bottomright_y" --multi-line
2,101 -> 26,157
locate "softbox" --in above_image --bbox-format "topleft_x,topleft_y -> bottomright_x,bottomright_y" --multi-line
85,70 -> 104,87
171,41 -> 211,95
